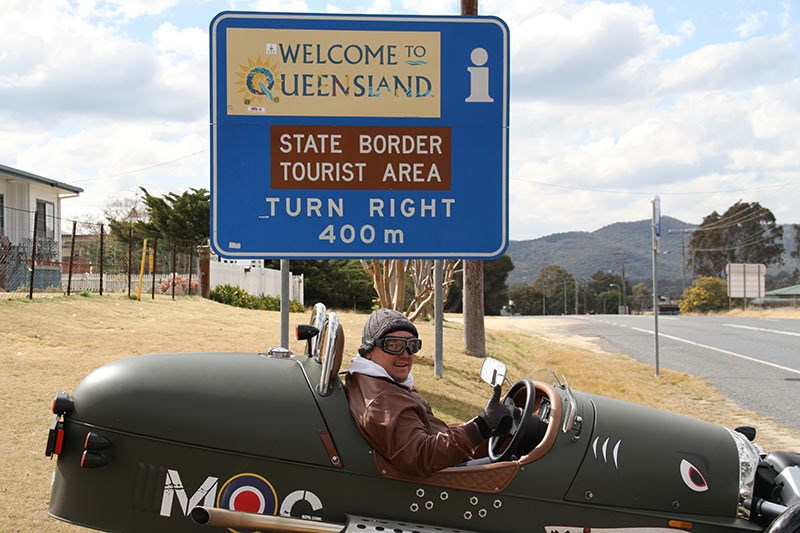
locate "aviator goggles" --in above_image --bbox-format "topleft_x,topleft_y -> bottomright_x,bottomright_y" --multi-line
377,336 -> 423,355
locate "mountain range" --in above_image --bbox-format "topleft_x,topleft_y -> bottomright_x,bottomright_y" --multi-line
506,216 -> 799,288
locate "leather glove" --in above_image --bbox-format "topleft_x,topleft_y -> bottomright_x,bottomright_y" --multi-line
474,385 -> 514,439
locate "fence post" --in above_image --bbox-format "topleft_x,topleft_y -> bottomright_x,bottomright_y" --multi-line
151,237 -> 157,299
171,242 -> 177,300
128,228 -> 133,298
137,239 -> 147,301
188,244 -> 194,296
67,221 -> 77,295
198,245 -> 210,298
99,224 -> 105,296
29,209 -> 39,299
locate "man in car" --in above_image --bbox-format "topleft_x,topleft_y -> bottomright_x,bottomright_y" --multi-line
346,308 -> 513,477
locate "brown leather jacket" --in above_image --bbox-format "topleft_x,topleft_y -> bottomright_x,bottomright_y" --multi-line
346,372 -> 483,477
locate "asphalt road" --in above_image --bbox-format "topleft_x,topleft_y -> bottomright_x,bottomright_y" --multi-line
510,314 -> 800,430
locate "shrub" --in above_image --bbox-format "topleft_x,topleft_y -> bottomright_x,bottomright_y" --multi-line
209,284 -> 304,312
159,275 -> 199,296
678,276 -> 728,313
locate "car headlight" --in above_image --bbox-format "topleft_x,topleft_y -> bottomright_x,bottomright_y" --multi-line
726,428 -> 761,519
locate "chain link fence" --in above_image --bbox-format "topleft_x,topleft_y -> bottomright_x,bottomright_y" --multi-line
1,205 -> 200,298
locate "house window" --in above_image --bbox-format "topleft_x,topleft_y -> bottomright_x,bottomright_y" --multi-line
35,199 -> 55,240
0,194 -> 4,236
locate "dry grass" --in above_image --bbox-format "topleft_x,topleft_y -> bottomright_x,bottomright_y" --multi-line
2,295 -> 799,532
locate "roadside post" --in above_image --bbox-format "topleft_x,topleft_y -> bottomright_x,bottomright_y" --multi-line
652,195 -> 661,375
210,12 -> 509,353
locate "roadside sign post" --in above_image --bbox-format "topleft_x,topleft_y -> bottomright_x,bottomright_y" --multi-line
652,195 -> 661,376
209,12 -> 509,260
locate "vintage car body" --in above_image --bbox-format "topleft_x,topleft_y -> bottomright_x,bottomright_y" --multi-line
46,306 -> 800,533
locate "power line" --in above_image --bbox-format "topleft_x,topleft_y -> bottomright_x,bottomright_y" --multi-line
692,205 -> 774,232
512,176 -> 796,196
70,150 -> 207,184
690,230 -> 783,253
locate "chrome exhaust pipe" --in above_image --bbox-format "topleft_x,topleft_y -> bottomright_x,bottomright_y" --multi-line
191,506 -> 343,533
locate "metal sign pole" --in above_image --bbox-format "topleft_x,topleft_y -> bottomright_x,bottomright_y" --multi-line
434,260 -> 443,378
652,196 -> 660,376
281,259 -> 289,348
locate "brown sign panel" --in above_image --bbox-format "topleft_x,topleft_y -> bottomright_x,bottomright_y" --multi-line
270,125 -> 451,190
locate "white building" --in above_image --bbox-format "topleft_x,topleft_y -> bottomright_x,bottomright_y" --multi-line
0,164 -> 83,290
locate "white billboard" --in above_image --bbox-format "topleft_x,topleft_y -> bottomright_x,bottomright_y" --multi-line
725,263 -> 766,299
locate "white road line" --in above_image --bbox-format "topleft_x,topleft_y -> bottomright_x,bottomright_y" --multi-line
723,323 -> 800,338
627,327 -> 800,376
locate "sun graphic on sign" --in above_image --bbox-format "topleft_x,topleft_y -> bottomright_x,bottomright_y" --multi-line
235,56 -> 282,105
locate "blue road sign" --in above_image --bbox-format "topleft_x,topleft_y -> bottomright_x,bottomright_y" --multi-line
210,12 -> 509,258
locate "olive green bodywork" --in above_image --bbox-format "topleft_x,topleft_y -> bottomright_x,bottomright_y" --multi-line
48,352 -> 760,533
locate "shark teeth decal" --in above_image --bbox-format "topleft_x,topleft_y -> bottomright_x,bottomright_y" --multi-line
592,436 -> 622,470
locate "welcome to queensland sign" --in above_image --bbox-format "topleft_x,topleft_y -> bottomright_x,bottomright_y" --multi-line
210,12 -> 509,259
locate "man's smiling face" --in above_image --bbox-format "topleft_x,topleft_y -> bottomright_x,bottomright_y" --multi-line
366,330 -> 416,382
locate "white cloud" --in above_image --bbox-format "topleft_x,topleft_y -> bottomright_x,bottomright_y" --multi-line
400,0 -> 455,15
657,33 -> 798,94
677,19 -> 695,38
251,0 -> 310,11
509,2 -> 682,103
364,0 -> 393,15
736,10 -> 768,38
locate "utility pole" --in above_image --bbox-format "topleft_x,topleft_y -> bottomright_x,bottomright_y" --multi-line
613,251 -> 627,313
460,0 -> 485,356
668,228 -> 693,295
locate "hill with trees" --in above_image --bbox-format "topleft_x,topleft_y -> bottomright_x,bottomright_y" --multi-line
507,217 -> 799,289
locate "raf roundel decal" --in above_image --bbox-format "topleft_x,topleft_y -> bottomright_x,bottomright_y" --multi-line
217,473 -> 278,519
680,459 -> 709,492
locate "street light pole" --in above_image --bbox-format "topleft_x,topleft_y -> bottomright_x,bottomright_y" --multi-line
609,283 -> 621,313
575,282 -> 579,314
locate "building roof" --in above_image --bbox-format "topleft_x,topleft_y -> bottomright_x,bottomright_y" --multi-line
765,284 -> 800,296
0,163 -> 83,194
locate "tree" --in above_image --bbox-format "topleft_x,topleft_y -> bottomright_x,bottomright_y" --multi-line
267,260 -> 374,310
104,196 -> 147,227
793,224 -> 800,266
105,196 -> 148,239
532,265 -> 573,315
631,282 -> 651,312
506,285 -> 543,315
139,187 -> 210,244
678,276 -> 728,313
106,187 -> 210,245
360,259 -> 462,321
483,255 -> 515,315
580,270 -> 625,314
689,201 -> 783,277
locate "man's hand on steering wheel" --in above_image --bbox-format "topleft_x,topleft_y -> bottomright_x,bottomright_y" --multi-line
475,385 -> 514,439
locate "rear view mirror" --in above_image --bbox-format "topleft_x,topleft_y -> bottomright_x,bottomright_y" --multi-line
480,357 -> 507,387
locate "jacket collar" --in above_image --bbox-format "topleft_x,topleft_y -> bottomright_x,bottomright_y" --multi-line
347,355 -> 415,390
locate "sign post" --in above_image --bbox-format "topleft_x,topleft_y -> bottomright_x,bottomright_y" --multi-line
210,12 -> 509,259
651,195 -> 661,376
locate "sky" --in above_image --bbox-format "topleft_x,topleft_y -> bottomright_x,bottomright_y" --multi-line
1,0 -> 799,242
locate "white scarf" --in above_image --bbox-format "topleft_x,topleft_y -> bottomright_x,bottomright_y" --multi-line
347,355 -> 415,390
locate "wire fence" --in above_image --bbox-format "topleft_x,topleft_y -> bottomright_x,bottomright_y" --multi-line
1,205 -> 200,299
